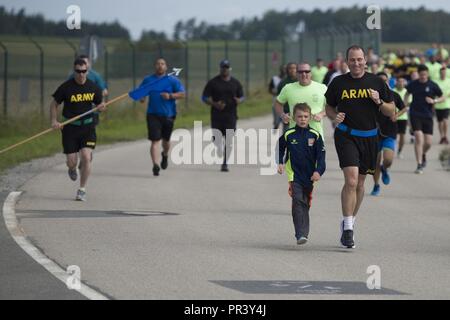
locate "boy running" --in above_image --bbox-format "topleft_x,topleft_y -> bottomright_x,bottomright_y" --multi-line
277,103 -> 326,245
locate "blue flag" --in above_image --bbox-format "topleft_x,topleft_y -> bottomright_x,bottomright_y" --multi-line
128,69 -> 183,101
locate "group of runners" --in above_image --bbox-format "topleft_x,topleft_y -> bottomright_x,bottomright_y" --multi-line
49,43 -> 448,250
273,45 -> 449,248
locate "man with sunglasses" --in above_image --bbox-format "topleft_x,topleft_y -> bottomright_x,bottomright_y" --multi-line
50,58 -> 106,201
275,63 -> 328,139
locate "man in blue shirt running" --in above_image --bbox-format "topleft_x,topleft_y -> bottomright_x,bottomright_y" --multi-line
139,58 -> 186,176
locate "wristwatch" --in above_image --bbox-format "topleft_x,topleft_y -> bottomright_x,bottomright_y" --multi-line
377,100 -> 384,107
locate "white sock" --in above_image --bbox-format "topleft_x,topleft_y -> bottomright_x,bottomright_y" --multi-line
79,187 -> 86,192
352,216 -> 356,227
344,216 -> 353,231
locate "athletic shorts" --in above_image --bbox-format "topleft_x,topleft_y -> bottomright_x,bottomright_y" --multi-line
211,115 -> 237,136
379,136 -> 396,152
436,109 -> 450,122
334,128 -> 379,176
397,120 -> 407,135
62,124 -> 96,155
410,116 -> 434,135
147,114 -> 176,141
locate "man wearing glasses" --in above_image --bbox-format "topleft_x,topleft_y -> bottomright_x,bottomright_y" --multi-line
50,58 -> 106,201
275,63 -> 328,139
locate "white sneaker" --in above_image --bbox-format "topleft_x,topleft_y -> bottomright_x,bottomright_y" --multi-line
297,237 -> 308,245
76,189 -> 87,201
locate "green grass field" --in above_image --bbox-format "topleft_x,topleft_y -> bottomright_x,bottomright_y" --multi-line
0,93 -> 273,173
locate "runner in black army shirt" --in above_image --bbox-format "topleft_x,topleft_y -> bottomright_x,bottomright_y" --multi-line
325,46 -> 395,249
50,58 -> 105,201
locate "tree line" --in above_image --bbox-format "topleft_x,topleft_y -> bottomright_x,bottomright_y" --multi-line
0,6 -> 130,38
2,5 -> 450,43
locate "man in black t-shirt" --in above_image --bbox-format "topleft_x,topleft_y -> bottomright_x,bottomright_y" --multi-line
50,58 -> 105,201
404,65 -> 444,174
371,72 -> 407,197
202,60 -> 244,172
325,46 -> 395,249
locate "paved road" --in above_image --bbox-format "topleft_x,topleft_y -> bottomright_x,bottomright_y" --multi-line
8,115 -> 450,299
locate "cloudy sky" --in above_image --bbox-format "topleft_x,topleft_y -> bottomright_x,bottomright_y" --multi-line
1,0 -> 448,39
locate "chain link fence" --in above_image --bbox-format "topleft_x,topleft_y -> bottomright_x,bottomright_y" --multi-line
0,25 -> 380,120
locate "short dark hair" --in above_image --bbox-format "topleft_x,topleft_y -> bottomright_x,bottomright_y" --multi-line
154,57 -> 166,65
77,54 -> 89,60
376,72 -> 389,78
293,103 -> 311,116
418,65 -> 429,73
73,58 -> 87,67
346,45 -> 366,61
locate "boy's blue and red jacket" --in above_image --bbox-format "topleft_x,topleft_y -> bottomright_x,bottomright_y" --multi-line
277,125 -> 326,188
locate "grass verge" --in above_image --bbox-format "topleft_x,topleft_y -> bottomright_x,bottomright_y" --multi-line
0,91 -> 272,173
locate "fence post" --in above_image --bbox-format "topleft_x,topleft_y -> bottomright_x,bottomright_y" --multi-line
315,31 -> 320,60
128,40 -> 136,107
63,37 -> 77,58
0,41 -> 7,118
30,37 -> 44,116
264,39 -> 268,88
206,39 -> 211,82
299,33 -> 304,62
224,39 -> 229,59
184,42 -> 189,109
245,40 -> 250,96
281,39 -> 286,65
104,46 -> 109,103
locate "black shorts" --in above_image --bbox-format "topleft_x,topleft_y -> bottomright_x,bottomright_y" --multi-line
62,124 -> 96,155
410,116 -> 433,135
334,129 -> 379,176
397,120 -> 407,135
147,114 -> 175,141
436,109 -> 450,122
211,115 -> 237,136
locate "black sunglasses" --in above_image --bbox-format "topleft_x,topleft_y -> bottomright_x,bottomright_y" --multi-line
75,69 -> 88,74
297,70 -> 311,74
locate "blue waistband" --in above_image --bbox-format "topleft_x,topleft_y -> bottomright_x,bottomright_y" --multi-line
337,123 -> 378,137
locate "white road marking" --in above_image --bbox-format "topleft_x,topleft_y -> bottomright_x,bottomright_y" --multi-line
2,191 -> 109,300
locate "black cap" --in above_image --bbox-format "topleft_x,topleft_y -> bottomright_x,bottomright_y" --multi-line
220,59 -> 231,68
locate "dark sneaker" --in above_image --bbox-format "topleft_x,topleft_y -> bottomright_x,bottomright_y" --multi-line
68,168 -> 78,181
75,189 -> 86,202
341,229 -> 355,249
153,164 -> 161,176
422,154 -> 427,168
371,184 -> 381,196
161,152 -> 168,170
415,164 -> 424,174
221,164 -> 229,172
297,236 -> 308,245
381,165 -> 391,185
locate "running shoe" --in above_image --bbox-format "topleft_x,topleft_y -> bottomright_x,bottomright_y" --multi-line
161,152 -> 168,170
68,168 -> 78,181
341,229 -> 355,249
371,184 -> 381,196
381,165 -> 391,185
415,164 -> 424,174
221,164 -> 229,172
297,236 -> 308,245
75,189 -> 86,202
153,164 -> 161,176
